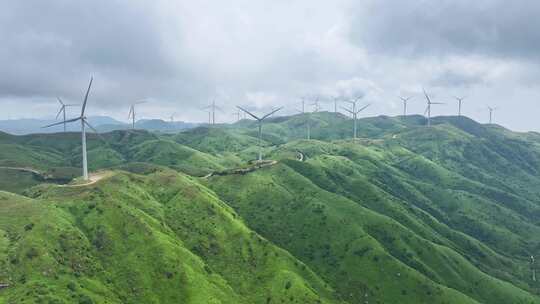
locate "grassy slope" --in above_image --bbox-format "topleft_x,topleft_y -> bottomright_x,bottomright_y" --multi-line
0,170 -> 342,304
1,115 -> 540,303
207,162 -> 539,304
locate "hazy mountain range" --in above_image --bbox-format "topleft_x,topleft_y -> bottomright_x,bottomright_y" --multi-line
0,116 -> 199,135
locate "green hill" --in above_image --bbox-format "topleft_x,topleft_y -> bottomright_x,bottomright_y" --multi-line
1,115 -> 540,303
0,171 -> 341,304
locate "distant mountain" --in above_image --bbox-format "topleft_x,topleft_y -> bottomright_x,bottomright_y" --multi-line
0,116 -> 199,134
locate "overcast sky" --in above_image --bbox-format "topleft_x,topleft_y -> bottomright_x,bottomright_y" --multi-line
1,0 -> 539,131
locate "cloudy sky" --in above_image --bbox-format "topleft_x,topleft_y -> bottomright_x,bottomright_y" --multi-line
1,0 -> 539,130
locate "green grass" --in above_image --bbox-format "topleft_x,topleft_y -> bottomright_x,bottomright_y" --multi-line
1,115 -> 540,303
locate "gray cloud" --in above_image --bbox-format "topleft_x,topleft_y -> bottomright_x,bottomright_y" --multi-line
351,0 -> 540,61
1,0 -> 540,131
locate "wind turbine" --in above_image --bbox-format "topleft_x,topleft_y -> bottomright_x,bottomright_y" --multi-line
236,106 -> 283,161
294,108 -> 311,140
204,99 -> 222,125
341,99 -> 370,139
169,113 -> 175,123
311,96 -> 320,112
333,97 -> 339,113
488,106 -> 497,124
299,97 -> 306,113
398,96 -> 413,117
232,110 -> 241,122
454,96 -> 466,116
128,101 -> 146,129
55,97 -> 78,132
43,77 -> 96,180
423,89 -> 444,127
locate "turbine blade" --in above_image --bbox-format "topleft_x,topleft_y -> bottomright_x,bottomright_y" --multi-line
340,106 -> 354,114
81,76 -> 93,116
357,104 -> 371,113
423,88 -> 432,104
42,117 -> 80,128
84,120 -> 108,143
57,97 -> 64,106
84,120 -> 99,134
55,106 -> 64,120
424,106 -> 429,116
431,102 -> 445,105
261,106 -> 284,120
237,106 -> 261,120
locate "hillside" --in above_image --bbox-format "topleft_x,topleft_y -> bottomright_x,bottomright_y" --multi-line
1,114 -> 540,303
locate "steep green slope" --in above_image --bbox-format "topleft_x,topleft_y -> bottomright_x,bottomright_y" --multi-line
207,162 -> 539,304
0,170 -> 341,304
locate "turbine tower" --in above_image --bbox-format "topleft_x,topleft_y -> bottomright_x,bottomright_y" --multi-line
398,96 -> 413,117
128,101 -> 146,129
232,110 -> 241,122
333,97 -> 339,113
237,106 -> 283,161
43,77 -> 96,180
204,99 -> 221,125
295,108 -> 311,140
341,99 -> 370,139
423,89 -> 444,127
55,97 -> 78,132
454,96 -> 466,116
488,106 -> 497,124
311,96 -> 320,112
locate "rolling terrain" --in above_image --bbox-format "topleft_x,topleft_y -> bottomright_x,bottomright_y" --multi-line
1,113 -> 540,303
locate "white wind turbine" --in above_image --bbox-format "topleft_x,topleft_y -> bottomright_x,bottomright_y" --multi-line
341,98 -> 370,139
454,96 -> 466,116
398,96 -> 413,117
43,77 -> 96,180
311,96 -> 320,112
488,106 -> 497,124
232,110 -> 241,122
204,99 -> 222,125
237,106 -> 283,161
128,101 -> 146,129
423,89 -> 444,127
295,103 -> 311,140
55,97 -> 78,132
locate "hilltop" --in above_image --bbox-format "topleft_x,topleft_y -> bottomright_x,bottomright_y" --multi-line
1,113 -> 540,303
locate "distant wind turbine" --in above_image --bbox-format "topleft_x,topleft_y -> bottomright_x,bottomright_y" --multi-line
398,96 -> 413,117
232,110 -> 241,122
55,97 -> 78,132
237,106 -> 283,161
333,97 -> 339,113
311,96 -> 320,112
299,97 -> 306,113
43,77 -> 96,180
454,96 -> 466,116
341,98 -> 370,139
204,99 -> 222,125
488,106 -> 497,124
128,101 -> 146,129
423,89 -> 444,127
295,108 -> 311,140
169,113 -> 175,123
